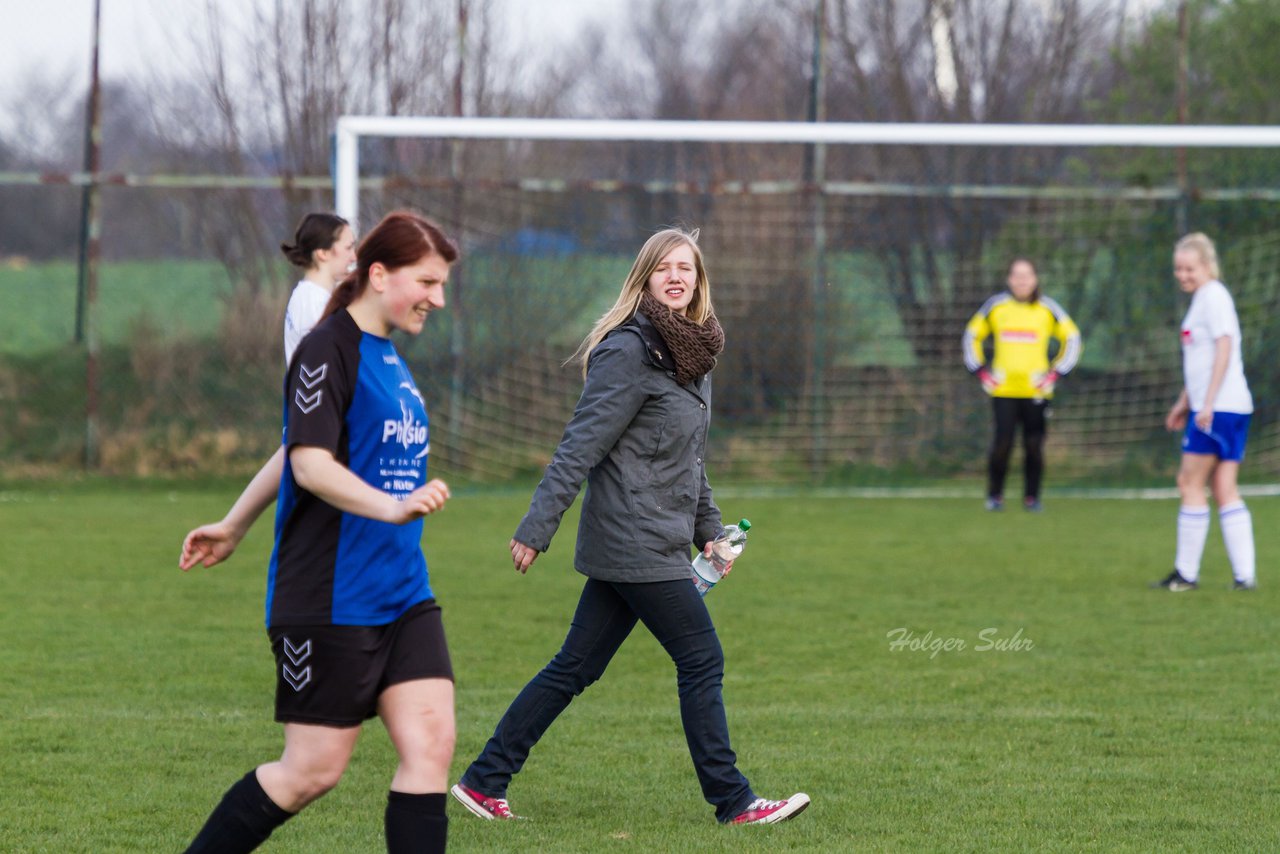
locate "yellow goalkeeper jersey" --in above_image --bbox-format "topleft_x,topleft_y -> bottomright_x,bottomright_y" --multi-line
963,293 -> 1082,399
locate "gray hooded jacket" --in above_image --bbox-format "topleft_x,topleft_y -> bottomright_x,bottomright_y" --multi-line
513,311 -> 724,582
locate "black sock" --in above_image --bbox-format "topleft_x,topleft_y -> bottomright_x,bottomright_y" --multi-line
184,770 -> 294,854
385,791 -> 447,854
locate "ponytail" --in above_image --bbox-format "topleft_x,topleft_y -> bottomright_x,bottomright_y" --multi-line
281,212 -> 349,269
321,274 -> 361,321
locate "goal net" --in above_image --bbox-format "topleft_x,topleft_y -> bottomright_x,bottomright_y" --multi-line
335,117 -> 1280,488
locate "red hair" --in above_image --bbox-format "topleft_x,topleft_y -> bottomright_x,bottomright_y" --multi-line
322,211 -> 459,320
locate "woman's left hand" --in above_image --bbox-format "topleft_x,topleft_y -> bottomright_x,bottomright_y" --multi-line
1195,408 -> 1214,432
395,478 -> 451,523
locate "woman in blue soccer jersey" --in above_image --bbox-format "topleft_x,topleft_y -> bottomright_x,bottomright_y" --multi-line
180,211 -> 459,854
1154,232 -> 1256,592
449,228 -> 810,826
963,258 -> 1082,512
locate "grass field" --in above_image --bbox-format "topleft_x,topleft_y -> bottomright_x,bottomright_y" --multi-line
0,255 -> 913,366
3,483 -> 1278,852
0,261 -> 230,355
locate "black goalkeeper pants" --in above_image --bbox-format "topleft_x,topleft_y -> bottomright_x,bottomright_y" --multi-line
988,397 -> 1049,500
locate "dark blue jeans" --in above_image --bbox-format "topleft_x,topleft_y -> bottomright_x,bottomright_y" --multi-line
460,576 -> 755,822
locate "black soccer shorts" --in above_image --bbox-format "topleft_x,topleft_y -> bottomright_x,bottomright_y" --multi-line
267,599 -> 453,726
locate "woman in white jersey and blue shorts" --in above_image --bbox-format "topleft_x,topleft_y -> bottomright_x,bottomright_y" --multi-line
1153,232 -> 1256,592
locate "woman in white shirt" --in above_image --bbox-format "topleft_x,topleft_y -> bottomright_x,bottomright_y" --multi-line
1154,232 -> 1256,592
180,213 -> 357,570
281,212 -> 357,363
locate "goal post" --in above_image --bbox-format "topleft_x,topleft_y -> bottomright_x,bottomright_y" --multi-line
333,117 -> 1280,224
331,116 -> 1280,488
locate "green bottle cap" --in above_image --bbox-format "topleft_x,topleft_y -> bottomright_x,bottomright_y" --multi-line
737,518 -> 751,531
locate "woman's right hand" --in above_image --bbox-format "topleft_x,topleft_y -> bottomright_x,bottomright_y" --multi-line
510,539 -> 540,574
179,522 -> 242,571
1165,406 -> 1188,432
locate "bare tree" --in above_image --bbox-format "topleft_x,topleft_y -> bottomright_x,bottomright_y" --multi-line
550,2 -> 832,421
825,0 -> 1125,359
145,0 -> 561,286
133,0 -> 585,372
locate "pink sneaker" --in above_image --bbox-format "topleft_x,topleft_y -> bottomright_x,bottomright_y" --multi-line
730,793 -> 811,825
450,783 -> 524,820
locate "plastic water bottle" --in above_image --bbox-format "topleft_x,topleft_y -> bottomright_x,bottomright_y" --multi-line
691,519 -> 751,597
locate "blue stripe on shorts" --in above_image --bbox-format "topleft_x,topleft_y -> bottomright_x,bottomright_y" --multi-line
1182,411 -> 1251,461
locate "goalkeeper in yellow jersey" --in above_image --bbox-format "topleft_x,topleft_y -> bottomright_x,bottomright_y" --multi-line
963,258 -> 1082,511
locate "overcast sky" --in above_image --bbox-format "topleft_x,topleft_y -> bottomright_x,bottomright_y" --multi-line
2,0 -> 1166,134
0,0 -> 617,90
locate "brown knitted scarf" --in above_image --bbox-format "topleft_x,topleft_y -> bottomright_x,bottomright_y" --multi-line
638,292 -> 725,386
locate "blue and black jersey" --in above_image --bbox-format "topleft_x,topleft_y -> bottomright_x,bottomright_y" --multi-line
266,309 -> 433,628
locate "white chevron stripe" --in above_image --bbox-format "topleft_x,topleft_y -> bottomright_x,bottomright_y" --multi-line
300,363 -> 328,388
295,389 -> 322,414
283,637 -> 311,666
282,664 -> 311,691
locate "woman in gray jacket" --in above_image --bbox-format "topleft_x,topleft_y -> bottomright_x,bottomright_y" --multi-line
450,228 -> 809,826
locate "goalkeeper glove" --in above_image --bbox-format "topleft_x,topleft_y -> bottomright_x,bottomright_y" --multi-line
1034,370 -> 1059,394
976,367 -> 998,393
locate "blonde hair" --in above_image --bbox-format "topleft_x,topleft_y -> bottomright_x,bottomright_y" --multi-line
572,227 -> 713,376
1175,232 -> 1221,280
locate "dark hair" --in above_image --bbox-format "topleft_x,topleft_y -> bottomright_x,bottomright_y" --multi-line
280,212 -> 350,267
1005,256 -> 1041,302
322,211 -> 460,321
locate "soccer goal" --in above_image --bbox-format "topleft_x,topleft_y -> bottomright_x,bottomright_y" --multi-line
333,116 -> 1280,488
